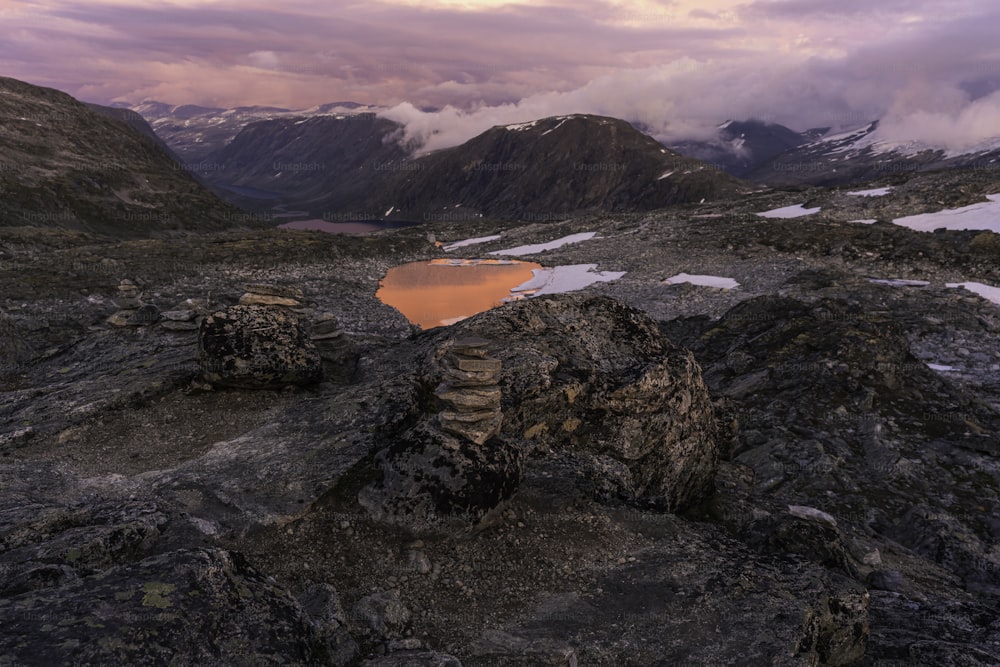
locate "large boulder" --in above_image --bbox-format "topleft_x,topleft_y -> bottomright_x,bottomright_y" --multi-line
197,304 -> 322,389
442,295 -> 722,512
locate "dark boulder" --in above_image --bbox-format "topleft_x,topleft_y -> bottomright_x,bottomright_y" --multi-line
197,304 -> 322,388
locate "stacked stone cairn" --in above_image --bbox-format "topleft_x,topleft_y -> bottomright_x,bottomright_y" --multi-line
106,279 -> 160,327
310,313 -> 357,383
434,337 -> 503,444
360,337 -> 520,529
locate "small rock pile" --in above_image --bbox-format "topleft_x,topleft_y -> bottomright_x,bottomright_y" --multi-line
239,284 -> 305,308
106,279 -> 160,327
434,337 -> 502,445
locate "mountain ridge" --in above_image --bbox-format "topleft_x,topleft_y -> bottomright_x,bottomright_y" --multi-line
0,77 -> 248,237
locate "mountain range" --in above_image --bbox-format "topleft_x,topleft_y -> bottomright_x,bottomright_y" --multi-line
666,119 -> 829,177
747,120 -> 1000,186
364,114 -> 747,221
127,100 -> 383,163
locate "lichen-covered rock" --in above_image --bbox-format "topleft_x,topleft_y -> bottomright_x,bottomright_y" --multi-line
0,548 -> 345,665
359,422 -> 522,528
197,304 -> 322,388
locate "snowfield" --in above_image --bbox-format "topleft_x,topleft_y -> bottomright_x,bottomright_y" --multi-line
442,235 -> 502,251
946,281 -> 1000,306
893,194 -> 1000,233
848,187 -> 892,197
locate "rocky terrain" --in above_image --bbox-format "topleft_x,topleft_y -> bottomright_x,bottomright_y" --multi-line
0,78 -> 256,237
2,152 -> 1000,664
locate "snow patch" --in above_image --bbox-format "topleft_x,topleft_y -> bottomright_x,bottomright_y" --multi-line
509,264 -> 625,297
893,195 -> 1000,233
869,278 -> 930,287
504,120 -> 539,131
442,235 -> 502,252
657,170 -> 675,180
946,281 -> 1000,306
384,206 -> 395,216
848,187 -> 892,197
663,273 -> 740,289
848,219 -> 878,224
757,204 -> 822,219
489,232 -> 597,256
927,363 -> 959,372
540,118 -> 570,136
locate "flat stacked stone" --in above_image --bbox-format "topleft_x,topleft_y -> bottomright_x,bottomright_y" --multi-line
435,338 -> 502,445
106,279 -> 160,327
310,313 -> 358,382
159,309 -> 199,332
239,284 -> 304,308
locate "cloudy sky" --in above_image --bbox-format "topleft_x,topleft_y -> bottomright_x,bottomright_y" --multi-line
3,0 -> 1000,150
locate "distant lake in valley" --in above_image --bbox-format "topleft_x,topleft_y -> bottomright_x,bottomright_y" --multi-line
278,218 -> 423,234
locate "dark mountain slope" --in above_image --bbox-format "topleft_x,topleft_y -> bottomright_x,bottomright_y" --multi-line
668,119 -> 818,177
370,114 -> 747,221
0,77 -> 245,237
206,114 -> 410,215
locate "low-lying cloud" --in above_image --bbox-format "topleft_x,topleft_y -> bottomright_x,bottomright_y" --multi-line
4,0 -> 1000,154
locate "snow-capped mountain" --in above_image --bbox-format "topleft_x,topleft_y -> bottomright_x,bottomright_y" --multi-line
747,120 -> 1000,186
128,100 -> 384,163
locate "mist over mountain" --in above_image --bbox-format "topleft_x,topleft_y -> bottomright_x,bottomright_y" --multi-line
748,120 -> 1000,186
666,119 -> 823,177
